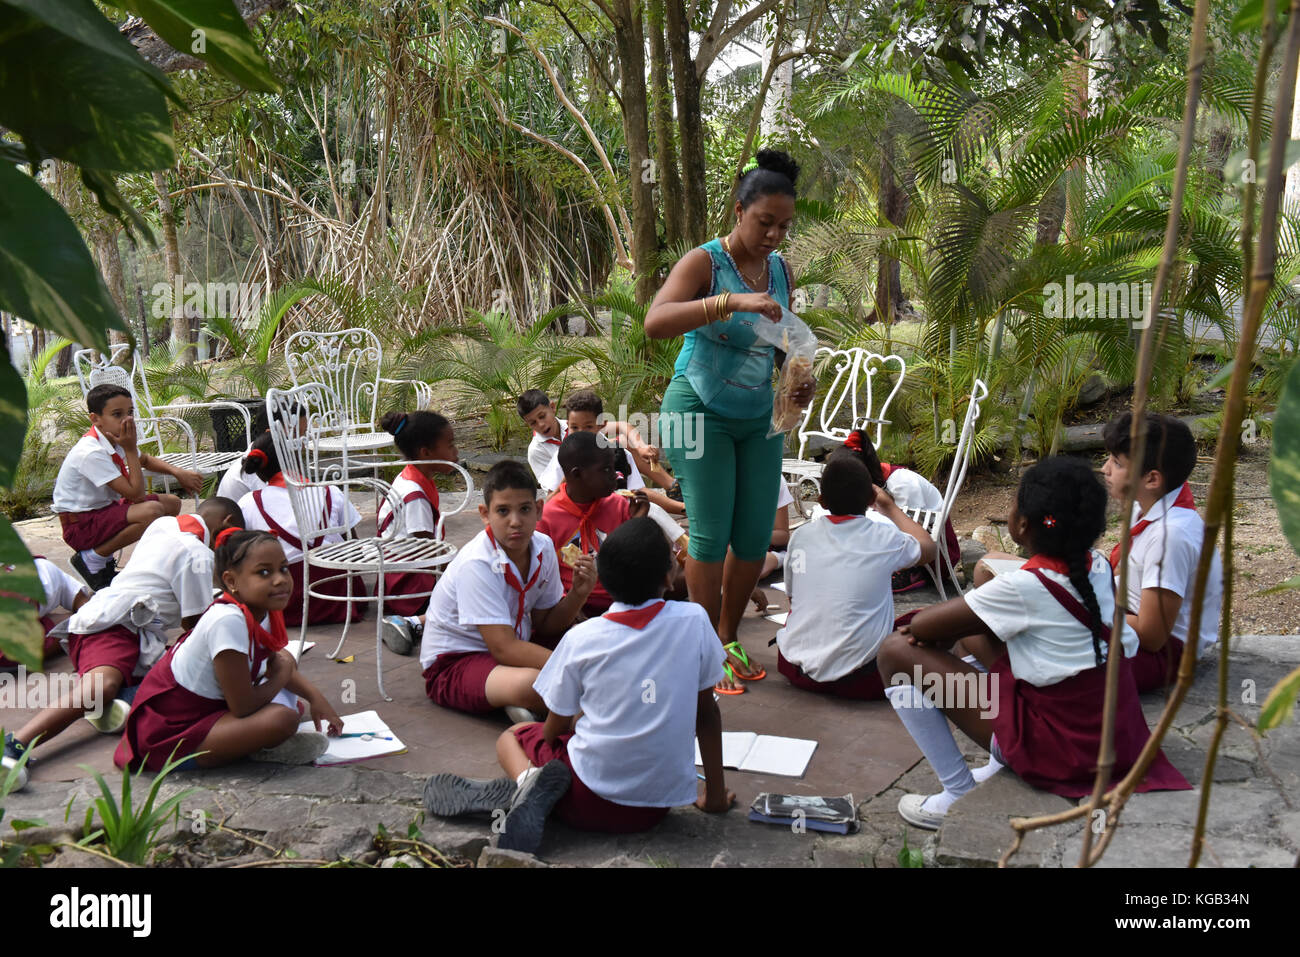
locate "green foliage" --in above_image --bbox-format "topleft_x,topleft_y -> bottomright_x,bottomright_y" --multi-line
1259,665 -> 1300,732
897,827 -> 924,868
78,751 -> 199,866
0,731 -> 44,868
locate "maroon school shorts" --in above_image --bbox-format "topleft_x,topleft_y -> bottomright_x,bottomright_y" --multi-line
58,495 -> 160,552
67,624 -> 140,684
1130,637 -> 1185,693
512,723 -> 671,834
777,650 -> 886,700
422,650 -> 499,714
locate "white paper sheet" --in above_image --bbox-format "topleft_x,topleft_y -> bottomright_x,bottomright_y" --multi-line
764,612 -> 789,626
299,709 -> 406,766
695,731 -> 817,777
770,581 -> 787,593
287,640 -> 316,661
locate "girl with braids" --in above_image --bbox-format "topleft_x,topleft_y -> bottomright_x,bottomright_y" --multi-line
376,411 -> 459,647
235,430 -> 365,626
875,456 -> 1189,831
646,149 -> 815,694
115,530 -> 344,772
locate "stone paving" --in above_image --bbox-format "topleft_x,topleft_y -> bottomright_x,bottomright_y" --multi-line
5,494 -> 1298,868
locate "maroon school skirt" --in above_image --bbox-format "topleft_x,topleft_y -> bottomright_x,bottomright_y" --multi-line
114,645 -> 228,772
512,724 -> 671,834
58,495 -> 160,552
422,651 -> 499,714
1130,637 -> 1184,693
989,653 -> 1190,798
283,561 -> 367,626
777,650 -> 886,700
67,624 -> 141,683
380,571 -> 435,618
0,616 -> 60,669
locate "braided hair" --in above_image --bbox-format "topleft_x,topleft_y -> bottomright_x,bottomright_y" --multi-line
1016,456 -> 1109,665
215,529 -> 281,580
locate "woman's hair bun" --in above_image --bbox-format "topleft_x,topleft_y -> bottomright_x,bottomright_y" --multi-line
755,148 -> 799,187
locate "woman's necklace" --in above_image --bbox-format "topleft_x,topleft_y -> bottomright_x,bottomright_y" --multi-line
723,235 -> 768,290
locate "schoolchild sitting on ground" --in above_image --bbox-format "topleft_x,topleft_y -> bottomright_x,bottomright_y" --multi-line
774,458 -> 936,700
417,460 -> 596,722
215,403 -> 308,504
830,428 -> 958,592
0,558 -> 91,670
422,517 -> 733,854
3,498 -> 244,788
1101,412 -> 1223,692
235,432 -> 366,627
536,431 -> 660,616
376,410 -> 460,649
52,384 -> 202,591
116,530 -> 344,773
875,456 -> 1190,831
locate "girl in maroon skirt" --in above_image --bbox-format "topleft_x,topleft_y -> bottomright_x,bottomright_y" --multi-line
234,432 -> 366,627
115,530 -> 344,773
875,456 -> 1189,831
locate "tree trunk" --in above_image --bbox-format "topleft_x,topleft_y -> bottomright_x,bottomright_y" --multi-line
91,224 -> 130,348
869,131 -> 908,324
648,0 -> 686,254
664,0 -> 708,246
152,170 -> 187,362
125,242 -> 150,359
613,1 -> 660,305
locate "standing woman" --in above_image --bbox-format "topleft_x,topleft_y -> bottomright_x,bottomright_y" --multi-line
646,150 -> 813,694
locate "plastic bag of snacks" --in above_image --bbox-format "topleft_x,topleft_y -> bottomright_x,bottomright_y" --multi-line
753,307 -> 817,437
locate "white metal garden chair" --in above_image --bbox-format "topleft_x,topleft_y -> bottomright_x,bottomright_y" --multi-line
781,346 -> 907,516
283,327 -> 394,460
266,383 -> 462,701
900,378 -> 989,600
73,345 -> 251,499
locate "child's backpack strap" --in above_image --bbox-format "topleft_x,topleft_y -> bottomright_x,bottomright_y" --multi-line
1026,568 -> 1112,643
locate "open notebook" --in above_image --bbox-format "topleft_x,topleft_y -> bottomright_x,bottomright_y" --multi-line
298,709 -> 407,766
694,732 -> 817,777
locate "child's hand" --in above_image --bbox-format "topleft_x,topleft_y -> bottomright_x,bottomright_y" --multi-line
268,648 -> 296,683
627,490 -> 651,519
637,443 -> 660,465
310,694 -> 345,736
570,552 -> 597,597
695,787 -> 736,814
872,484 -> 897,512
119,416 -> 138,451
177,469 -> 204,494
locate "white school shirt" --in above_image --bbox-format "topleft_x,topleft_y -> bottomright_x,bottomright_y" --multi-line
527,419 -> 568,487
51,432 -> 127,513
418,529 -> 564,669
534,599 -> 726,807
777,515 -> 922,682
646,502 -> 685,544
170,603 -> 269,699
34,559 -> 89,617
885,468 -> 943,511
964,551 -> 1140,687
68,516 -> 215,636
538,443 -> 646,495
238,484 -> 362,564
1117,487 -> 1223,656
216,456 -> 267,503
377,473 -> 438,539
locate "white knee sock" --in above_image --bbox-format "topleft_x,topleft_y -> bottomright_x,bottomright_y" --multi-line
971,753 -> 1005,783
80,549 -> 109,573
887,684 -> 976,814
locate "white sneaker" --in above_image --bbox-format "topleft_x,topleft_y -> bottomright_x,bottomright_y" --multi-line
85,698 -> 131,734
504,706 -> 541,724
897,793 -> 948,831
381,616 -> 416,656
251,731 -> 329,765
2,756 -> 29,792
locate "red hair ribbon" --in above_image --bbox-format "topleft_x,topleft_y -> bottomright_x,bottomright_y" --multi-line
247,448 -> 268,466
214,527 -> 240,549
843,431 -> 864,453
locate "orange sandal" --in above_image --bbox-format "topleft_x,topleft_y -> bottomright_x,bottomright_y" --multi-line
714,660 -> 747,695
725,642 -> 766,681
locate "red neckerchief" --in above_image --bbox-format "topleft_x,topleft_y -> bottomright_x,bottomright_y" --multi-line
826,514 -> 862,525
398,464 -> 441,511
485,526 -> 543,637
85,427 -> 129,480
536,421 -> 567,446
1109,482 -> 1195,570
175,514 -> 208,545
603,600 -> 666,629
1022,553 -> 1091,576
549,483 -> 604,553
215,593 -> 289,653
880,462 -> 896,481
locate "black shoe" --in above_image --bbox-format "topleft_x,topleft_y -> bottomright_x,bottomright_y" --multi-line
492,761 -> 571,854
422,773 -> 517,817
70,553 -> 117,592
666,481 -> 683,503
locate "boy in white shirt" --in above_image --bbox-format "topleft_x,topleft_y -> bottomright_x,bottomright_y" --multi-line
418,460 -> 595,720
776,457 -> 936,699
53,384 -> 202,591
423,517 -> 733,854
1101,412 -> 1223,692
3,497 -> 244,787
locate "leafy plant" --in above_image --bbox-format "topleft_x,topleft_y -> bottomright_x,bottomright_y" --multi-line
77,751 -> 199,866
0,728 -> 44,869
897,827 -> 924,868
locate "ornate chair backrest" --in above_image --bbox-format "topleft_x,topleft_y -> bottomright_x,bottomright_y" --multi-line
266,383 -> 359,544
795,347 -> 907,458
283,328 -> 383,432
